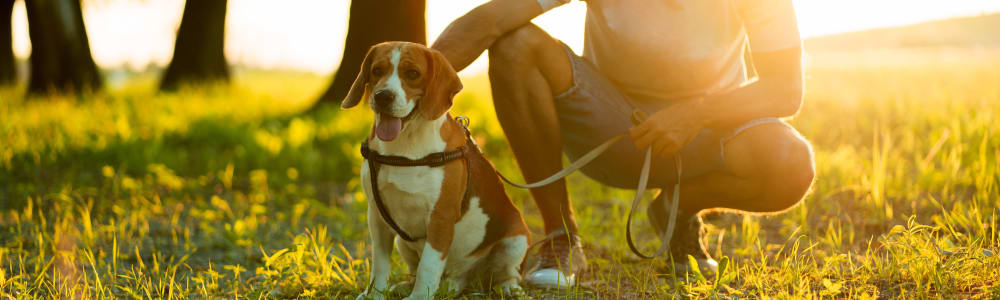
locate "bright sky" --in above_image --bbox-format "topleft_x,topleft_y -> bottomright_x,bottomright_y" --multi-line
10,0 -> 1000,75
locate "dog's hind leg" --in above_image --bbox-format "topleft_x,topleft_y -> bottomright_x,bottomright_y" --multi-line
442,276 -> 468,296
397,239 -> 422,274
486,235 -> 529,295
387,240 -> 421,295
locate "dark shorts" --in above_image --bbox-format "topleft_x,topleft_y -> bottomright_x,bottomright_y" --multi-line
553,44 -> 789,189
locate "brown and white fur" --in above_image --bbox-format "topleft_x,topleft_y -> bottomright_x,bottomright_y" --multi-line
343,42 -> 530,300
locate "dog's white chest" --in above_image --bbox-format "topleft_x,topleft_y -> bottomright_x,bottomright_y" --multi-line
361,162 -> 444,234
380,165 -> 443,198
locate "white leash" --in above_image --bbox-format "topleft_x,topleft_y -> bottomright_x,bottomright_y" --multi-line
495,134 -> 625,189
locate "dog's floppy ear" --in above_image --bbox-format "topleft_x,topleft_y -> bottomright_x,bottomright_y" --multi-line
342,46 -> 377,109
420,48 -> 463,119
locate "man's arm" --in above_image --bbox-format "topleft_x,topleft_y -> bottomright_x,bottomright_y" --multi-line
630,47 -> 804,158
430,0 -> 544,71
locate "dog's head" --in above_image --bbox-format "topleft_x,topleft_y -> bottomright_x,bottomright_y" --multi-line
341,42 -> 463,141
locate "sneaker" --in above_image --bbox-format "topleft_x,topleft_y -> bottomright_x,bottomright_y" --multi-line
524,230 -> 587,289
647,193 -> 718,274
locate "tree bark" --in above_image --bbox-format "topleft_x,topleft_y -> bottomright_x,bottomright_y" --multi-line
1,0 -> 15,86
311,0 -> 426,110
24,0 -> 101,95
159,0 -> 229,91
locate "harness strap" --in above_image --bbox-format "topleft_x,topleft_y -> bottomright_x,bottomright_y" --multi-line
362,141 -> 466,167
366,159 -> 420,242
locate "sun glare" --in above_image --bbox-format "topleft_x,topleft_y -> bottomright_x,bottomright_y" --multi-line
8,0 -> 1000,75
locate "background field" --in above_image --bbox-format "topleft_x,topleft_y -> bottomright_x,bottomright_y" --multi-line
2,15 -> 999,299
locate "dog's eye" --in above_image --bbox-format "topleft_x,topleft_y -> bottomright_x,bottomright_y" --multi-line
405,69 -> 420,80
372,67 -> 385,77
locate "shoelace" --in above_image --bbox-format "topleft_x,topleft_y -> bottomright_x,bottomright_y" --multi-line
529,229 -> 581,269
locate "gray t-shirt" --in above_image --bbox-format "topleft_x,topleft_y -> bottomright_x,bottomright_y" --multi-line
537,0 -> 801,103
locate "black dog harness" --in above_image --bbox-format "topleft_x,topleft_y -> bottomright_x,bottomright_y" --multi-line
360,118 -> 476,242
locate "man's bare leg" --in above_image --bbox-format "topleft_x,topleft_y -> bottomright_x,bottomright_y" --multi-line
487,24 -> 581,288
488,25 -> 575,234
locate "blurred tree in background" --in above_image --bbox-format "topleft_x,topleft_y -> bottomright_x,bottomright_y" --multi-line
160,0 -> 229,91
311,0 -> 426,110
24,0 -> 101,95
1,0 -> 14,85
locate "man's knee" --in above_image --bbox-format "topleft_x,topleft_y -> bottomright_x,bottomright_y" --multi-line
729,124 -> 816,211
762,129 -> 815,211
488,25 -> 574,97
489,25 -> 548,67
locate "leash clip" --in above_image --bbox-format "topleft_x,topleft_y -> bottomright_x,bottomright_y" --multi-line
454,116 -> 482,153
455,116 -> 470,130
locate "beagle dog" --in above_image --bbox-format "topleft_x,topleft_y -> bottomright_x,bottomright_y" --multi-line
343,42 -> 529,299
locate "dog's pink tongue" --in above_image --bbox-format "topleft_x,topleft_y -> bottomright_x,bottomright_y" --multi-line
376,114 -> 402,141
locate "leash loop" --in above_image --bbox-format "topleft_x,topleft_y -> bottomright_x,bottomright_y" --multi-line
624,109 -> 680,259
625,148 -> 655,258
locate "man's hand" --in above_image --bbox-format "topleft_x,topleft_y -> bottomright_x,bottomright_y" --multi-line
628,99 -> 706,159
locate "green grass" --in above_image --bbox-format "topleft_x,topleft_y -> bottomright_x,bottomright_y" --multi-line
1,47 -> 999,299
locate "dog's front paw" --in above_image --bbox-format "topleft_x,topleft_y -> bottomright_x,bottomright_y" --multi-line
497,281 -> 524,297
389,280 -> 414,295
356,289 -> 387,300
402,291 -> 432,300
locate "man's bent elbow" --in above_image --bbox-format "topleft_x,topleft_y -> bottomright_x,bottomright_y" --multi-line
772,78 -> 804,118
778,95 -> 804,118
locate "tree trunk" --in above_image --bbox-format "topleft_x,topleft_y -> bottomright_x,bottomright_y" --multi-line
1,0 -> 15,86
24,0 -> 101,95
160,0 -> 229,91
311,0 -> 426,110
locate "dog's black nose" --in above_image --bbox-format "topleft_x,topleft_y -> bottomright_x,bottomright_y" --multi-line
373,90 -> 395,109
